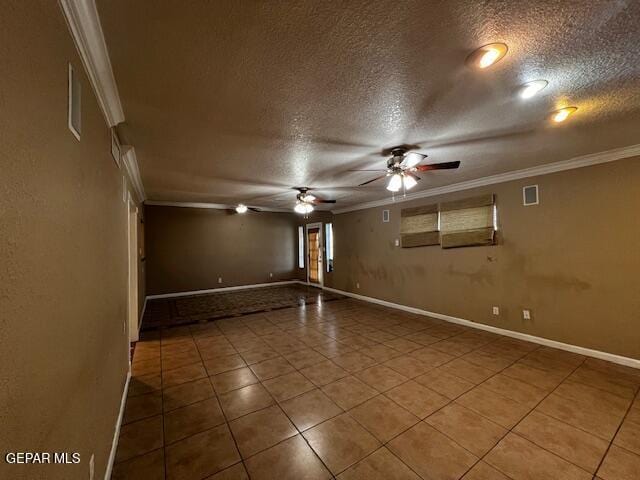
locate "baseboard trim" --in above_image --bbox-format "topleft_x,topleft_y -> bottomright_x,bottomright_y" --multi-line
321,286 -> 640,369
104,369 -> 131,480
139,297 -> 147,334
146,280 -> 302,300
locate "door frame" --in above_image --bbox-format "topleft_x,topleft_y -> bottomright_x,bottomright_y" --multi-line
305,222 -> 323,287
127,192 -> 139,343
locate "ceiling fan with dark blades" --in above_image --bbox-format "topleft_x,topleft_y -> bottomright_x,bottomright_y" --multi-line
293,187 -> 336,214
230,204 -> 261,214
350,146 -> 460,192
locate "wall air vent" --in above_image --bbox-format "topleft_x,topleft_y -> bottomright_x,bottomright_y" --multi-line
382,209 -> 390,223
523,185 -> 539,206
68,63 -> 81,140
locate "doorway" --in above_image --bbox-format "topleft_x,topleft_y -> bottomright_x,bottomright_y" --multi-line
127,193 -> 139,343
305,222 -> 323,286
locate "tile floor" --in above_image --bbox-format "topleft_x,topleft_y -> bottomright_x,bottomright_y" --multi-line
113,298 -> 640,480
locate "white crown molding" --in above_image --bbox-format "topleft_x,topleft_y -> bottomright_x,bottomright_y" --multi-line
122,147 -> 146,202
332,143 -> 640,214
144,200 -> 292,213
320,285 -> 640,369
59,0 -> 124,127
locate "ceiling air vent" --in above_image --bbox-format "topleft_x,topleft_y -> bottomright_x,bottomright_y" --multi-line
382,209 -> 390,222
523,185 -> 539,206
68,63 -> 81,140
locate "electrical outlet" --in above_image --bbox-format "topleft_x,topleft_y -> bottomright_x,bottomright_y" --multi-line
492,306 -> 500,316
218,277 -> 222,284
269,272 -> 273,278
89,454 -> 94,480
394,239 -> 400,247
356,282 -> 360,289
523,309 -> 531,320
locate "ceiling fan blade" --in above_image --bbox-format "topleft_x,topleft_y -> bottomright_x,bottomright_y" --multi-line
402,152 -> 428,168
358,175 -> 387,186
248,207 -> 261,212
415,160 -> 461,171
347,169 -> 387,172
405,172 -> 421,181
314,199 -> 337,204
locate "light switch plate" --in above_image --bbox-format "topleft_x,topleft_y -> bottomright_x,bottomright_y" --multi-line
523,309 -> 531,320
492,306 -> 500,316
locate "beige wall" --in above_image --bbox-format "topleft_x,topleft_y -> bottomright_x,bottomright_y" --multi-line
329,158 -> 640,359
145,206 -> 303,294
0,3 -> 135,479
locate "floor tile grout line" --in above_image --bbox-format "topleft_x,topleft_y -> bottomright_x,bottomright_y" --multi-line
211,328 -> 263,480
217,322 -> 338,479
129,298 -> 636,479
459,355 -> 590,479
592,384 -> 640,477
390,340 -> 540,479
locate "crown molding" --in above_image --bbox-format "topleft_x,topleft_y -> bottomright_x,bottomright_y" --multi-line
59,0 -> 124,127
332,143 -> 640,214
144,200 -> 292,214
122,147 -> 146,202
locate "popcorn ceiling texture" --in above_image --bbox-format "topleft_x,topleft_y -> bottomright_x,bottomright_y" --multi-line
98,0 -> 640,208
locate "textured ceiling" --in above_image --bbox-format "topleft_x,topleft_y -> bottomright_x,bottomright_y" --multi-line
98,0 -> 640,210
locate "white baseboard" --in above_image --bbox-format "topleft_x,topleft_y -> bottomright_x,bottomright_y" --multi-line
146,280 -> 301,300
321,286 -> 640,370
138,297 -> 147,333
104,370 -> 131,480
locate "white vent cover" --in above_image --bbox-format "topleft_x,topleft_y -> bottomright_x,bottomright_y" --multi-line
382,209 -> 390,222
523,185 -> 539,206
68,63 -> 81,140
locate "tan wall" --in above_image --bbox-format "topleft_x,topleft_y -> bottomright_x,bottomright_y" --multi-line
329,158 -> 640,359
0,3 -> 134,479
145,206 -> 303,294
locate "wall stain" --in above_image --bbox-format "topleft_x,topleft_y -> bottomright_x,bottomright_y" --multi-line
508,251 -> 592,291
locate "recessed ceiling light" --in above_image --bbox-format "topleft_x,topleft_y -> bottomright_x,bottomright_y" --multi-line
235,204 -> 248,213
519,80 -> 548,99
552,107 -> 577,123
468,43 -> 508,69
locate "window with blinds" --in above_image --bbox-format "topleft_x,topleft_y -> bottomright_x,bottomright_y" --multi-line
400,204 -> 440,247
439,194 -> 496,248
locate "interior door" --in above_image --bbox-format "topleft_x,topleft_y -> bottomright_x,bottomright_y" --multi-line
307,227 -> 320,284
127,196 -> 139,343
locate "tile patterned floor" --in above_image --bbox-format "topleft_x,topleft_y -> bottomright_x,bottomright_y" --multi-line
114,298 -> 640,479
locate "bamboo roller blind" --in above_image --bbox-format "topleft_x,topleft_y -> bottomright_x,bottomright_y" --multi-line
399,194 -> 496,249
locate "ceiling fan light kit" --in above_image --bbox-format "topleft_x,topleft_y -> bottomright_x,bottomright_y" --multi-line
294,201 -> 314,214
291,187 -> 336,214
232,40 -> 580,210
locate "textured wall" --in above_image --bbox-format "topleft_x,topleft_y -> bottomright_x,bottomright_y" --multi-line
328,158 -> 640,359
145,206 -> 304,294
0,3 -> 133,479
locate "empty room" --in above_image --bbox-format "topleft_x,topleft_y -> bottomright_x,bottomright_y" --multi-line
2,1 -> 640,479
